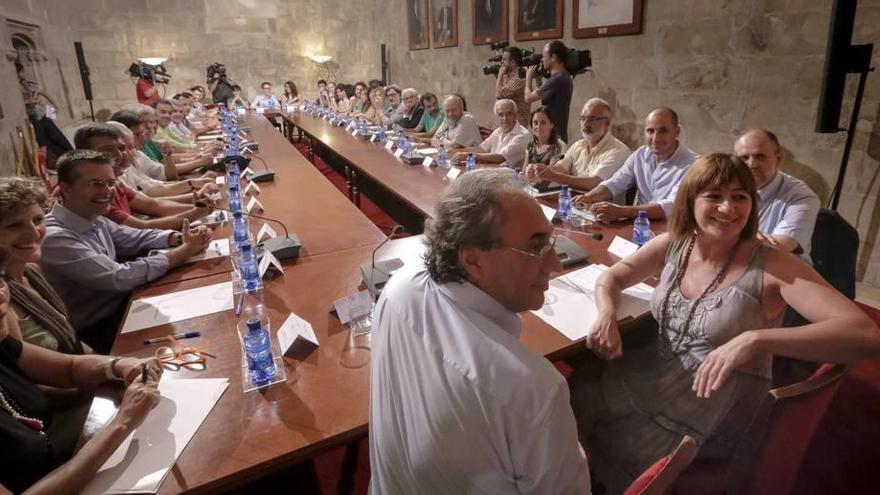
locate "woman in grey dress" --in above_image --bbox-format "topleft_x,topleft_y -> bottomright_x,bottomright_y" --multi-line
571,153 -> 880,492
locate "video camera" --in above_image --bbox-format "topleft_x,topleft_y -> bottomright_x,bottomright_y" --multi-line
127,61 -> 171,84
482,40 -> 592,79
206,62 -> 228,81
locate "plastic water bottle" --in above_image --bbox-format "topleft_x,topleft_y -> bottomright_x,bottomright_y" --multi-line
228,185 -> 242,212
243,317 -> 275,385
437,145 -> 448,168
558,185 -> 572,221
377,126 -> 386,143
403,136 -> 412,155
232,211 -> 249,246
465,153 -> 476,173
238,243 -> 260,291
633,211 -> 652,247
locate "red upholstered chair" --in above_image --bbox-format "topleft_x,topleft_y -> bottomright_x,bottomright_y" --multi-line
624,436 -> 698,495
673,363 -> 848,495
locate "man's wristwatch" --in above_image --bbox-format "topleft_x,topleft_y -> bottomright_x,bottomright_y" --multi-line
104,357 -> 125,382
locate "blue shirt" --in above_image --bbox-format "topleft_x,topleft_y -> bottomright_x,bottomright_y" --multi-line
757,171 -> 820,263
40,203 -> 174,331
599,142 -> 698,216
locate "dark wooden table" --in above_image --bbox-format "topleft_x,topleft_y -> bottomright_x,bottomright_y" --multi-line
93,112 -> 661,493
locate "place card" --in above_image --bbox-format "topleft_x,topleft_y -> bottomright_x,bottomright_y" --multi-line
243,180 -> 261,196
241,167 -> 255,177
258,251 -> 284,278
608,236 -> 639,259
384,140 -> 395,151
214,175 -> 226,187
422,155 -> 434,168
277,312 -> 319,359
370,134 -> 378,143
446,167 -> 462,180
540,204 -> 556,222
332,291 -> 373,325
256,222 -> 277,243
245,196 -> 264,213
394,148 -> 405,159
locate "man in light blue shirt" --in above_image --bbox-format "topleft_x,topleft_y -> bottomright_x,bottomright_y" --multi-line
250,81 -> 281,110
576,107 -> 698,222
40,150 -> 212,352
735,129 -> 820,262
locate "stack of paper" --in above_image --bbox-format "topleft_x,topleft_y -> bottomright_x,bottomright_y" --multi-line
532,264 -> 654,341
121,281 -> 234,334
82,378 -> 229,494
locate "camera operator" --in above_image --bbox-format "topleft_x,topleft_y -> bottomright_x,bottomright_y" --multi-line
524,40 -> 573,143
132,63 -> 168,106
495,47 -> 530,128
207,63 -> 235,105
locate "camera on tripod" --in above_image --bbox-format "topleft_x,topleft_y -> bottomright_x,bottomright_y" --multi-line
127,60 -> 171,84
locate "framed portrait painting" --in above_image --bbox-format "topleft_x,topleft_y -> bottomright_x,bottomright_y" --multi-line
573,0 -> 645,39
430,0 -> 459,48
407,0 -> 430,50
473,0 -> 508,46
514,0 -> 563,41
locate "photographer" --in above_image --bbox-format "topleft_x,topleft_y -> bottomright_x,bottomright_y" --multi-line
524,40 -> 573,143
132,63 -> 168,105
495,47 -> 530,127
207,63 -> 235,105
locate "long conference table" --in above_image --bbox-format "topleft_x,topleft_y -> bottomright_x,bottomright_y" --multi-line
90,111 -> 657,493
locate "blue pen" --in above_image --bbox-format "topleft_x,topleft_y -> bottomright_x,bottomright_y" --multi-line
143,331 -> 201,345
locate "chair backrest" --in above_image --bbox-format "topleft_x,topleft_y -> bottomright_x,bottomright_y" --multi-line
625,436 -> 698,495
726,363 -> 848,495
810,208 -> 859,298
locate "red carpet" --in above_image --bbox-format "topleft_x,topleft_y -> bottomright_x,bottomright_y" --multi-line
292,141 -> 880,494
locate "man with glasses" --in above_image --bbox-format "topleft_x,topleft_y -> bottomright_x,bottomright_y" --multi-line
370,168 -> 590,493
74,123 -> 212,230
41,149 -> 212,352
575,107 -> 698,222
525,98 -> 630,192
251,82 -> 281,111
389,88 -> 424,129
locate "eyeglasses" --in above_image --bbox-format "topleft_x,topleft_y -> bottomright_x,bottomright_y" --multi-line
155,335 -> 216,371
85,179 -> 118,189
501,235 -> 558,260
579,116 -> 609,123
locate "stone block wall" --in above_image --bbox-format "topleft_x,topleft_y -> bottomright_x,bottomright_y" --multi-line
0,0 -> 878,287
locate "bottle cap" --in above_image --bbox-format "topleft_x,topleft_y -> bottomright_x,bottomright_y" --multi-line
233,211 -> 242,219
240,243 -> 252,253
246,318 -> 261,331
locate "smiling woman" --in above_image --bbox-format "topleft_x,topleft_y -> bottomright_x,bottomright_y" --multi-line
569,153 -> 880,492
0,177 -> 84,354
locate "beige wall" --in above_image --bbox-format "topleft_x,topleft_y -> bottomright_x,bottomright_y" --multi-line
1,0 -> 879,286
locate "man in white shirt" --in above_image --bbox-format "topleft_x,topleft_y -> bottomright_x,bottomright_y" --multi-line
370,168 -> 591,494
734,128 -> 820,262
525,97 -> 630,191
251,81 -> 281,110
575,107 -> 698,222
451,99 -> 531,169
431,94 -> 482,149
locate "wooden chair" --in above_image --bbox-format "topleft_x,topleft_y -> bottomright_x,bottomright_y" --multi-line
674,363 -> 848,494
624,435 -> 698,495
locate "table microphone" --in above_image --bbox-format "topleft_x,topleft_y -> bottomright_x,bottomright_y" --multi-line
361,225 -> 406,297
204,204 -> 301,260
242,148 -> 275,183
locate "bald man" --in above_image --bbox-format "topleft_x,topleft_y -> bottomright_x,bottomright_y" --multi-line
525,97 -> 630,191
734,129 -> 820,262
431,95 -> 482,149
576,107 -> 697,222
451,99 -> 531,169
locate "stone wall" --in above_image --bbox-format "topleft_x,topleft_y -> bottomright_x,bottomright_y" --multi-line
1,0 -> 879,286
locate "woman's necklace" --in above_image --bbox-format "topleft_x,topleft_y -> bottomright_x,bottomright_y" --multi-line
658,235 -> 741,358
0,383 -> 44,432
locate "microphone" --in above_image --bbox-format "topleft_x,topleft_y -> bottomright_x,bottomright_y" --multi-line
360,225 -> 406,298
242,148 -> 275,183
204,204 -> 301,260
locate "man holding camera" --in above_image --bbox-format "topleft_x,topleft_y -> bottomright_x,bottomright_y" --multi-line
207,63 -> 235,105
524,40 -> 573,143
495,47 -> 530,128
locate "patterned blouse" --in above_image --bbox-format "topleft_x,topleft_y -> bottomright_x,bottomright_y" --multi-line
497,74 -> 529,127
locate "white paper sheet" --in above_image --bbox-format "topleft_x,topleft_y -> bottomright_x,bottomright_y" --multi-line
416,147 -> 438,155
541,204 -> 557,221
151,239 -> 230,264
531,264 -> 653,341
121,281 -> 234,334
82,378 -> 229,495
608,235 -> 639,259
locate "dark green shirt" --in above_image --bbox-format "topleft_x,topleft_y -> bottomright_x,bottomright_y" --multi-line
140,140 -> 163,162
